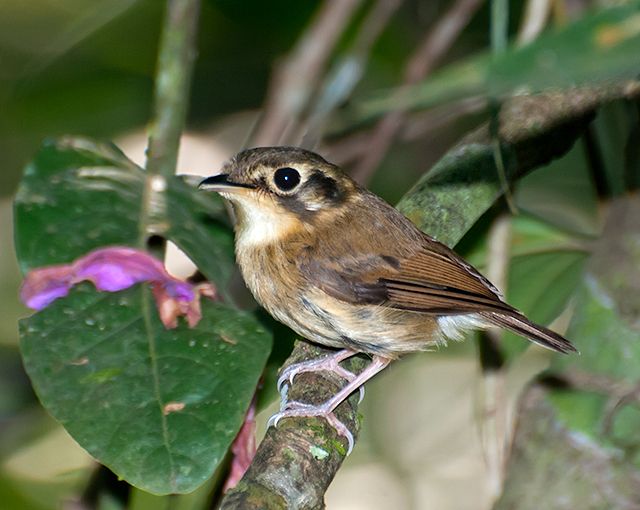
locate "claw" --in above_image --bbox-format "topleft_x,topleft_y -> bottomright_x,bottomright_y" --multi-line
276,349 -> 358,394
266,412 -> 280,429
270,354 -> 392,457
278,351 -> 366,408
267,402 -> 355,455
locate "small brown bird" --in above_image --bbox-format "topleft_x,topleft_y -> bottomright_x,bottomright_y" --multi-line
200,146 -> 576,450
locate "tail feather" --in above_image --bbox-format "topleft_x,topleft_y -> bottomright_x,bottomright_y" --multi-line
483,312 -> 578,354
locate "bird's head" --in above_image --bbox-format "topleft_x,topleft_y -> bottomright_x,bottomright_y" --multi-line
199,147 -> 358,245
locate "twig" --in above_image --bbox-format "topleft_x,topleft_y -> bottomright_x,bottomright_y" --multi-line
490,0 -> 508,55
326,96 -> 487,166
489,0 -> 517,213
351,0 -> 484,184
555,369 -> 640,406
517,0 -> 551,45
477,214 -> 511,501
301,0 -> 403,148
397,82 -> 640,246
145,0 -> 201,177
543,368 -> 640,440
139,0 -> 200,253
251,0 -> 362,147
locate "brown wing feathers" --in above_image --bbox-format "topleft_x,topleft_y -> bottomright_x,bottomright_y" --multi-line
382,247 -> 515,314
384,247 -> 576,353
482,312 -> 577,354
304,243 -> 576,353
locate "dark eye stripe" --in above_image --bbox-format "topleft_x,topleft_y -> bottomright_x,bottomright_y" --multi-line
306,170 -> 342,202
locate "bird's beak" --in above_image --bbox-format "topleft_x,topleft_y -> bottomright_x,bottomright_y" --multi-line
198,174 -> 254,192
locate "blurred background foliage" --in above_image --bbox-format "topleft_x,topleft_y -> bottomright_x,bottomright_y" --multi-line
1,0 -> 640,508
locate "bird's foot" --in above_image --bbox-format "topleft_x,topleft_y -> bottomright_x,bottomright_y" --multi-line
270,355 -> 392,457
277,349 -> 364,404
267,401 -> 355,455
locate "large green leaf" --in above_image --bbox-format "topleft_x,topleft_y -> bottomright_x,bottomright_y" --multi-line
14,137 -> 272,494
501,250 -> 587,360
14,137 -> 235,290
355,2 -> 640,121
516,141 -> 600,237
20,284 -> 270,494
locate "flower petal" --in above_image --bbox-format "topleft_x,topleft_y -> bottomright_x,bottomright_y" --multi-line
20,246 -> 216,328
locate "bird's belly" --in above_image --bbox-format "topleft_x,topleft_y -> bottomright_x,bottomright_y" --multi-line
296,291 -> 445,357
238,248 -> 450,357
258,287 -> 444,358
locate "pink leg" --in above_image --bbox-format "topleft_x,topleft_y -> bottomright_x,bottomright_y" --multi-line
277,349 -> 358,392
277,349 -> 365,404
269,355 -> 391,454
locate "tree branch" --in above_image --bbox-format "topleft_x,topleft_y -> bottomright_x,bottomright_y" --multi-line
251,0 -> 362,147
220,342 -> 366,510
397,81 -> 640,246
351,0 -> 484,184
494,385 -> 640,509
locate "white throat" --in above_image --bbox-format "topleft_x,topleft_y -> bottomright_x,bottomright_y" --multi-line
226,194 -> 300,247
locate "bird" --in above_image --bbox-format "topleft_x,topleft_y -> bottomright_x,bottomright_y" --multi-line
199,146 -> 576,452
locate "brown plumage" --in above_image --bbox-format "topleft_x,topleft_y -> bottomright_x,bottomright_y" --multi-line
199,146 -> 576,450
201,146 -> 575,356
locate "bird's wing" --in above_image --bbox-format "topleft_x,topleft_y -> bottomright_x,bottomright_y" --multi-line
300,236 -> 516,315
299,236 -> 577,353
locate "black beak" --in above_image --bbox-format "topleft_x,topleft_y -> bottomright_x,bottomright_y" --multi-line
198,174 -> 254,191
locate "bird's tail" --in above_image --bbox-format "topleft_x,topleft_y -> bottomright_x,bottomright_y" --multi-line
482,312 -> 577,354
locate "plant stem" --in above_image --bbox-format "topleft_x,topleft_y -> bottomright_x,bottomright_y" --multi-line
491,0 -> 508,54
146,0 -> 201,178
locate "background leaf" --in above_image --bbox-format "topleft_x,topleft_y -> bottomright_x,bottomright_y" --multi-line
501,250 -> 587,360
395,83 -> 637,247
548,197 -> 640,447
356,2 -> 640,121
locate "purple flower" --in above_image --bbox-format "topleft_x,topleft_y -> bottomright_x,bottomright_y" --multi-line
20,246 -> 216,328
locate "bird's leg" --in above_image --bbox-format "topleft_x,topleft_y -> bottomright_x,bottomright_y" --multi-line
269,355 -> 391,454
277,349 -> 365,403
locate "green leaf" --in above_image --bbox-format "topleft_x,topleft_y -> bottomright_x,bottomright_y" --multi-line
14,137 -> 235,291
356,2 -> 640,120
549,197 -> 640,457
165,175 -> 236,296
516,141 -> 600,237
20,284 -> 271,494
501,251 -> 587,359
14,137 -> 143,273
397,143 -> 518,246
591,101 -> 634,196
14,137 -> 272,494
506,215 -> 588,259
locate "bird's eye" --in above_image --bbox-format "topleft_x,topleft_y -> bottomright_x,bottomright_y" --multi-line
273,167 -> 301,191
